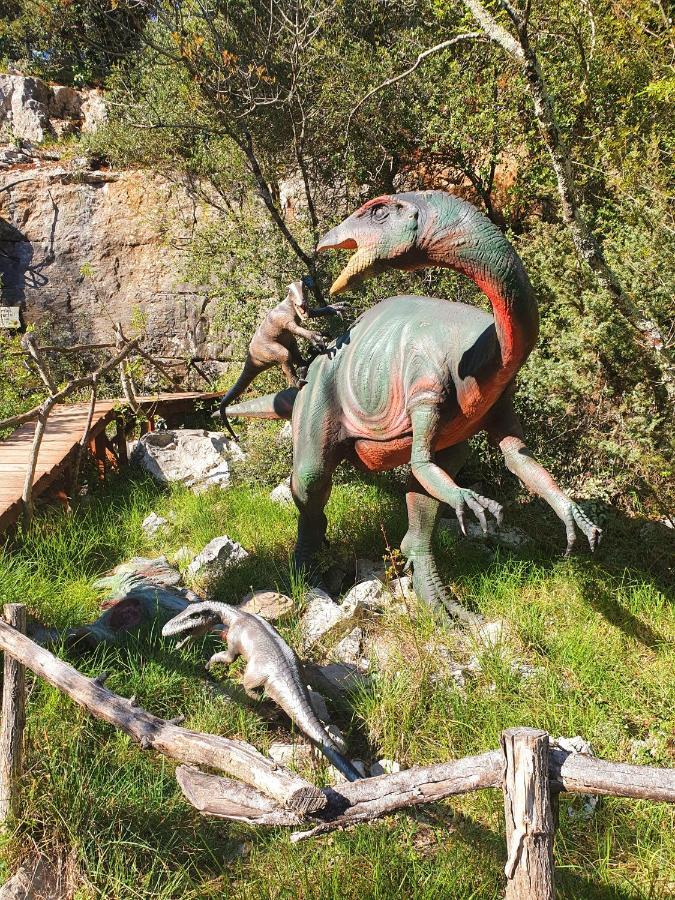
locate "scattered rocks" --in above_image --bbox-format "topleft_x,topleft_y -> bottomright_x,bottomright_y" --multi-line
187,536 -> 249,581
276,421 -> 293,444
131,430 -> 245,493
301,591 -> 344,647
340,579 -> 386,609
439,517 -> 531,547
0,854 -> 70,900
238,590 -> 294,621
269,477 -> 294,505
355,557 -> 386,581
370,758 -> 401,777
173,545 -> 194,566
470,619 -> 508,649
332,627 -> 368,671
301,579 -> 385,649
268,741 -> 314,770
316,662 -> 368,693
141,511 -> 169,538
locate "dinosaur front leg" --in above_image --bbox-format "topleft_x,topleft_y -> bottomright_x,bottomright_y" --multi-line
409,405 -> 503,533
401,443 -> 480,623
486,399 -> 602,554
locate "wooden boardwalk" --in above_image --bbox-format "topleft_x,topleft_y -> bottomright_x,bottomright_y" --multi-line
0,391 -> 223,533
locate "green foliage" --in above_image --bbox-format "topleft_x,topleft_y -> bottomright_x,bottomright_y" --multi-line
0,0 -> 147,85
0,331 -> 41,436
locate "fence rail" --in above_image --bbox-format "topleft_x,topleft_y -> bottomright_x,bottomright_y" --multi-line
0,605 -> 673,899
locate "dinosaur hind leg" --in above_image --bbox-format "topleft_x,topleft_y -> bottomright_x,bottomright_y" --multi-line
290,387 -> 339,583
400,443 -> 480,624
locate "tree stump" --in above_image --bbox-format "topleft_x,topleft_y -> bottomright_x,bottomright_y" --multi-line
0,604 -> 26,825
501,727 -> 555,899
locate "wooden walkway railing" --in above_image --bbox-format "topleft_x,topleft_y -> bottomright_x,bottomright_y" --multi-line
1,327 -> 227,532
0,391 -> 224,534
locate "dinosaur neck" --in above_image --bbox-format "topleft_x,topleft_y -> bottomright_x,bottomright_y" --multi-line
422,194 -> 539,370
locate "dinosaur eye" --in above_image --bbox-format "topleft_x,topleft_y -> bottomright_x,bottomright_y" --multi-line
372,206 -> 389,223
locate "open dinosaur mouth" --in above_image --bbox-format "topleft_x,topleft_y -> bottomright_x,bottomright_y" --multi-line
316,233 -> 383,296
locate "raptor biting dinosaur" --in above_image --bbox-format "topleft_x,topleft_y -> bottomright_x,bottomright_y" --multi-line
227,191 -> 602,621
161,600 -> 362,782
218,278 -> 345,440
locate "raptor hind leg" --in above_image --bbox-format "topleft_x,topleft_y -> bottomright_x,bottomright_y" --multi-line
400,443 -> 479,623
242,664 -> 266,701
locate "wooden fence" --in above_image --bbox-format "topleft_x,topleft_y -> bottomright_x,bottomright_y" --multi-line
0,604 -> 673,899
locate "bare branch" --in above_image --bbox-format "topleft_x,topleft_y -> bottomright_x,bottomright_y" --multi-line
346,33 -> 483,139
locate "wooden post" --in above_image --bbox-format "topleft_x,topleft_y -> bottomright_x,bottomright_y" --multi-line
501,727 -> 555,900
115,415 -> 128,465
0,604 -> 26,826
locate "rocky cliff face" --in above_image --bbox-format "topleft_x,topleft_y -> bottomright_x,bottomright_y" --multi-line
0,73 -> 106,144
0,162 -> 216,356
0,73 -> 218,359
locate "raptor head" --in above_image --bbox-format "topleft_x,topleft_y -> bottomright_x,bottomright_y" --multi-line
162,602 -> 223,649
317,194 -> 425,295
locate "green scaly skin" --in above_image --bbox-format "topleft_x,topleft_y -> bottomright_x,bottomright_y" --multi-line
229,192 -> 603,620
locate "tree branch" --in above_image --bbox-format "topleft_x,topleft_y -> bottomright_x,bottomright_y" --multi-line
346,33 -> 483,140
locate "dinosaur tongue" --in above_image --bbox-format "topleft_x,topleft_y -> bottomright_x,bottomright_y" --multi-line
330,247 -> 386,295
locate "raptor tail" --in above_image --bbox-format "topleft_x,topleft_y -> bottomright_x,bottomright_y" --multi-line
319,741 -> 363,782
227,388 -> 298,420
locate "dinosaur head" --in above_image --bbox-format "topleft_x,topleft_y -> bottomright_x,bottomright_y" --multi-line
287,280 -> 309,319
317,195 -> 423,295
162,602 -> 223,649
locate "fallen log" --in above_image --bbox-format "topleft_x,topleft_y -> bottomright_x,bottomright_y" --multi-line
0,619 -> 325,815
175,750 -> 504,837
176,766 -> 303,826
175,741 -> 675,840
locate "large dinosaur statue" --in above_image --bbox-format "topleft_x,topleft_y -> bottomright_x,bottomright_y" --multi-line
228,191 -> 602,620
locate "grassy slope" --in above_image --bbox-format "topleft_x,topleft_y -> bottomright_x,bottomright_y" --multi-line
0,469 -> 672,899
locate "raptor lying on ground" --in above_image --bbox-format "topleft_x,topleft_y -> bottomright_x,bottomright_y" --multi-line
219,279 -> 345,440
162,601 -> 362,782
227,191 -> 602,620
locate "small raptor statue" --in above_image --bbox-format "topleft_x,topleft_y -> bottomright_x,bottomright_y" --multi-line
161,600 -> 362,782
219,278 -> 345,440
225,191 -> 603,621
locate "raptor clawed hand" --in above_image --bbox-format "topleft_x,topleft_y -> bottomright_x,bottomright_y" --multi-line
562,501 -> 603,556
449,488 -> 503,536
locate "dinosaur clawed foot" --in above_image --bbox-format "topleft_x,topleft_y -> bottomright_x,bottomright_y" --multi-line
402,549 -> 481,625
561,501 -> 603,556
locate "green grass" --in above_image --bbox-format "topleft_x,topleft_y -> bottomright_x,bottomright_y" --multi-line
0,468 -> 673,898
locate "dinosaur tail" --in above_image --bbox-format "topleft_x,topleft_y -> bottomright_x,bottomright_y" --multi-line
317,741 -> 363,782
290,701 -> 363,782
227,387 -> 299,421
218,359 -> 262,440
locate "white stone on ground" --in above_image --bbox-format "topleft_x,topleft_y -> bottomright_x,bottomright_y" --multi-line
131,429 -> 244,493
332,627 -> 369,671
141,511 -> 169,538
187,536 -> 249,580
276,421 -> 293,444
301,580 -> 385,649
173,545 -> 194,566
269,478 -> 294,505
438,517 -> 530,547
369,758 -> 401,777
317,663 -> 368,693
268,741 -> 313,769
